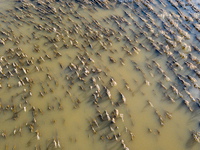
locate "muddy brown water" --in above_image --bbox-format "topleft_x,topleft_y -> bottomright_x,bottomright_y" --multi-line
0,0 -> 200,149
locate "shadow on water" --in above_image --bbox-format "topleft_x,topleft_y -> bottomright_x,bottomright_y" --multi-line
186,131 -> 199,149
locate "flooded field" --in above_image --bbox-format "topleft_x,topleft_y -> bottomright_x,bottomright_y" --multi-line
0,0 -> 200,149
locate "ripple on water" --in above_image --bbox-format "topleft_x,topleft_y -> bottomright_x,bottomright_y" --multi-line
0,0 -> 199,150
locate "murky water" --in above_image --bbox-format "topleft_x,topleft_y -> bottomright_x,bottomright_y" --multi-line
0,0 -> 200,149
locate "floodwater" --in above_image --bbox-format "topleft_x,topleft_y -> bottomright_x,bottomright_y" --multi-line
0,0 -> 200,150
